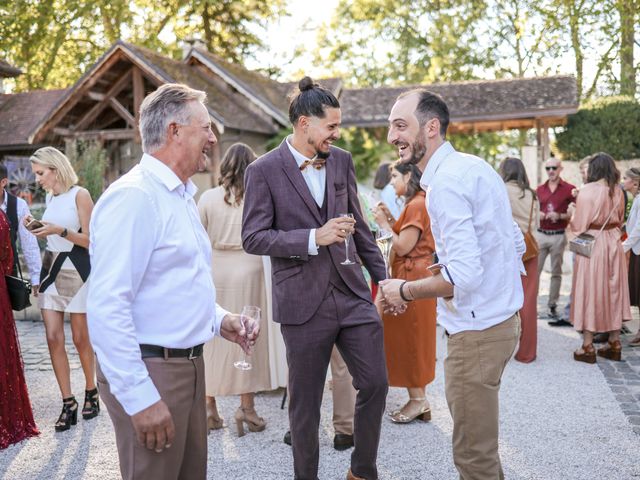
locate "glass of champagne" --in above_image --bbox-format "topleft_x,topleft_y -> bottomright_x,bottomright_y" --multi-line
376,228 -> 393,279
338,213 -> 356,265
233,306 -> 261,371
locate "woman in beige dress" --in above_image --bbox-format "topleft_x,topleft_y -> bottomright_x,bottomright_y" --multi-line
197,143 -> 272,437
570,152 -> 631,363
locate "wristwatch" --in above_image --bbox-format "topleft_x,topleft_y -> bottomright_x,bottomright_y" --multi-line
60,228 -> 68,238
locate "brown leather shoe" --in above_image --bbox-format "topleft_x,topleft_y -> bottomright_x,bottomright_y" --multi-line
573,344 -> 596,364
346,469 -> 366,480
597,340 -> 622,361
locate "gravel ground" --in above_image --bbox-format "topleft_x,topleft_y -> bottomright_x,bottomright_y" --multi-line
2,257 -> 640,479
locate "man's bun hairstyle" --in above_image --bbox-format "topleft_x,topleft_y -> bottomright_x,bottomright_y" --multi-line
288,76 -> 340,125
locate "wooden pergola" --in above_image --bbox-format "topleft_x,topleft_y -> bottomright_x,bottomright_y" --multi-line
0,41 -> 578,192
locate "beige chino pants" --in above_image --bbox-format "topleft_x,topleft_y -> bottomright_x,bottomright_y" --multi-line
330,346 -> 357,435
97,356 -> 207,480
444,314 -> 520,480
536,232 -> 567,308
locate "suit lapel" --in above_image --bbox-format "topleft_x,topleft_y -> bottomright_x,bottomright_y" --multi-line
326,151 -> 337,218
279,141 -> 323,224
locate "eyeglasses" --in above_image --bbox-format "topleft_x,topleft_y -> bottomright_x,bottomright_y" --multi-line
545,166 -> 558,171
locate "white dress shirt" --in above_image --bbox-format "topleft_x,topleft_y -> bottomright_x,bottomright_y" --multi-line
1,190 -> 42,282
286,136 -> 325,256
420,142 -> 524,334
87,154 -> 228,415
623,195 -> 640,254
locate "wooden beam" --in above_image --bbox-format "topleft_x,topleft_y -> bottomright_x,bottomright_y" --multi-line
32,49 -> 128,143
109,97 -> 135,127
75,68 -> 133,130
132,67 -> 144,143
87,91 -> 106,101
133,67 -> 144,119
54,127 -> 135,141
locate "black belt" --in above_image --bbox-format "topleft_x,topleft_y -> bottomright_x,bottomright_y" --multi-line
139,343 -> 204,360
537,228 -> 565,235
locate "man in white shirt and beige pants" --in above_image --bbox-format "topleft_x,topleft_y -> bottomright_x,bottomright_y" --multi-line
87,84 -> 255,480
381,89 -> 524,480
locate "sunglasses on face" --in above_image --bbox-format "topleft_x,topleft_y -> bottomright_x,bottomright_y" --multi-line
545,166 -> 558,171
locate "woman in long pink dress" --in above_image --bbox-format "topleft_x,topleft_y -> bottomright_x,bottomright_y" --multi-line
0,210 -> 39,448
570,153 -> 631,364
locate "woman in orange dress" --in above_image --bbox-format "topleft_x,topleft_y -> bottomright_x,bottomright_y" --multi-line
570,153 -> 631,363
374,161 -> 436,424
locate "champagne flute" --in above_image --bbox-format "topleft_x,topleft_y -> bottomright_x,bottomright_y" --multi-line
233,306 -> 261,371
376,228 -> 393,279
337,213 -> 355,265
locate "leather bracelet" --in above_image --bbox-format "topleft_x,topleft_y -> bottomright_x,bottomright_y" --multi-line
399,281 -> 412,302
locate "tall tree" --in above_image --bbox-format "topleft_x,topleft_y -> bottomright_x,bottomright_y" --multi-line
315,0 -> 489,87
0,0 -> 285,91
617,0 -> 637,96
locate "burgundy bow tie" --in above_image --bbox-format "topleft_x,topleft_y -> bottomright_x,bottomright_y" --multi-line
299,157 -> 326,171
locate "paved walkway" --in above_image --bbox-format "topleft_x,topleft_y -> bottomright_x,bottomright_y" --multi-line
2,262 -> 640,479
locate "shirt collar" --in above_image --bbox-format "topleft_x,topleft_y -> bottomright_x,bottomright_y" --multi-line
420,141 -> 455,189
140,153 -> 198,198
286,136 -> 314,168
0,189 -> 6,209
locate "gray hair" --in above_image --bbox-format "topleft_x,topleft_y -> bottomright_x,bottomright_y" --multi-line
139,83 -> 207,154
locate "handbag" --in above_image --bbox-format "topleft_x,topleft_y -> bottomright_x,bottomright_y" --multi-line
5,252 -> 31,311
522,196 -> 539,262
568,198 -> 618,258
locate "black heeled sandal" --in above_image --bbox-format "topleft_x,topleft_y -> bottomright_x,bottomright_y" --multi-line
55,396 -> 78,432
82,388 -> 100,420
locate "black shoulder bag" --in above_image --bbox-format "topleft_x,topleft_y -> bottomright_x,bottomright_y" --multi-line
6,253 -> 32,311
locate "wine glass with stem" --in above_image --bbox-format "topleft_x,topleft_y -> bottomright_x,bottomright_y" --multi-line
376,228 -> 393,279
337,213 -> 355,265
233,305 -> 261,371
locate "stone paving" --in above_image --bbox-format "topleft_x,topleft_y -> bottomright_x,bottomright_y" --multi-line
4,259 -> 640,479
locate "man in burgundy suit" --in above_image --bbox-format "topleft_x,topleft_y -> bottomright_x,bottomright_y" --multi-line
242,77 -> 388,480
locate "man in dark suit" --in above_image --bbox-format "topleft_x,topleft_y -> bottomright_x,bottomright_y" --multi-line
242,77 -> 388,480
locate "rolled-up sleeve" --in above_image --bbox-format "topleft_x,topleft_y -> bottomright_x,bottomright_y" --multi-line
430,181 -> 483,293
87,187 -> 161,416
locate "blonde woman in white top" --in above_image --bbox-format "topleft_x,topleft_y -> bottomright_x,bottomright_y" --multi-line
28,146 -> 97,432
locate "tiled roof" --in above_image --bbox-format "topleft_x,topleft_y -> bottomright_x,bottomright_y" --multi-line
340,75 -> 578,127
0,89 -> 68,145
124,43 -> 279,134
0,60 -> 22,78
188,48 -> 342,122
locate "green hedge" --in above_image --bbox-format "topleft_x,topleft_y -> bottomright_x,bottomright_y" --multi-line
556,96 -> 640,161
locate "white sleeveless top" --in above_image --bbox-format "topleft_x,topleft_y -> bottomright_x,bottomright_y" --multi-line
42,185 -> 81,253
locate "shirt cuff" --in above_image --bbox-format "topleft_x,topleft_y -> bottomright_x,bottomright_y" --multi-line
118,376 -> 161,416
308,229 -> 319,255
214,304 -> 230,337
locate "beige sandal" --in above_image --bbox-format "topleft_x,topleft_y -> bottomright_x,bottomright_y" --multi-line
390,397 -> 431,424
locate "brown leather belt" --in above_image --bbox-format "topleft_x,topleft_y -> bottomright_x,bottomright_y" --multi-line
588,224 -> 619,230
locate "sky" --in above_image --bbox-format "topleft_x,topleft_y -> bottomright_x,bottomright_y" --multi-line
245,0 -> 340,80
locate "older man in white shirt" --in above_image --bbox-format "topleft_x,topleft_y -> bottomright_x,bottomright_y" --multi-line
87,83 -> 254,480
381,89 -> 523,480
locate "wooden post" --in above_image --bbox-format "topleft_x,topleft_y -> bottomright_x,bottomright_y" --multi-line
133,67 -> 144,144
535,119 -> 542,186
535,119 -> 550,186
